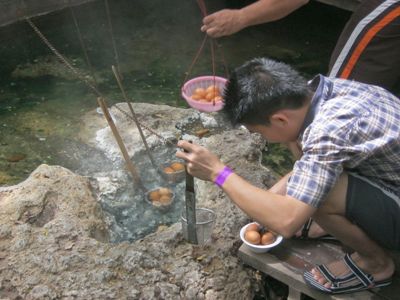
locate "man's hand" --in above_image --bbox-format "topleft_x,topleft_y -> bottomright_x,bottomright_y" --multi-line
176,140 -> 225,182
201,9 -> 245,38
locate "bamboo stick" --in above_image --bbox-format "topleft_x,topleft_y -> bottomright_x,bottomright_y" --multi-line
111,65 -> 157,169
97,97 -> 146,191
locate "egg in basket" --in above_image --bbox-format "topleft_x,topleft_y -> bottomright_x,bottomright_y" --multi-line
181,75 -> 227,112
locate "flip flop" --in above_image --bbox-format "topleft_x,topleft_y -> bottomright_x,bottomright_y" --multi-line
303,254 -> 392,294
298,218 -> 338,241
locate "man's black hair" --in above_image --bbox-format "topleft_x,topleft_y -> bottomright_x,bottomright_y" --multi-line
222,58 -> 311,126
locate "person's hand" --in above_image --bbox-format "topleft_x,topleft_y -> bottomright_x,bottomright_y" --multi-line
201,9 -> 245,38
176,140 -> 225,182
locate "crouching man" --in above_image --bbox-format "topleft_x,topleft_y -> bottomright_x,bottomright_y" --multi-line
176,58 -> 400,294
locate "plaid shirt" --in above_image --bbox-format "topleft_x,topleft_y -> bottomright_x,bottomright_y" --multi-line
287,75 -> 400,207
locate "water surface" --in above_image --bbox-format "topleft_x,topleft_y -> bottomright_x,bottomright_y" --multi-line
0,0 -> 349,184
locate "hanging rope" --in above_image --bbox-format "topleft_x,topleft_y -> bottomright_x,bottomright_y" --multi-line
182,33 -> 208,86
196,0 -> 208,18
196,0 -> 230,80
104,0 -> 122,78
182,0 -> 230,106
69,5 -> 98,88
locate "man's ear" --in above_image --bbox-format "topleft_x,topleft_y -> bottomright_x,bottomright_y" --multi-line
270,112 -> 289,127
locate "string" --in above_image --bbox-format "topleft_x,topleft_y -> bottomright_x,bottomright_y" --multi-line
215,39 -> 230,79
196,0 -> 230,79
181,0 -> 214,90
104,0 -> 122,78
182,0 -> 230,107
181,33 -> 208,87
69,5 -> 98,88
210,38 -> 216,105
196,0 -> 207,18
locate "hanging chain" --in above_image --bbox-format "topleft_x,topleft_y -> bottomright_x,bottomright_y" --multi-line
26,18 -> 176,147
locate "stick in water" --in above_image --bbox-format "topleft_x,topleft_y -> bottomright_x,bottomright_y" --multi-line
111,65 -> 157,169
97,97 -> 146,191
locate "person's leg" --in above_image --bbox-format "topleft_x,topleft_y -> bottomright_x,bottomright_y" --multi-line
285,141 -> 332,239
328,0 -> 400,93
310,173 -> 396,287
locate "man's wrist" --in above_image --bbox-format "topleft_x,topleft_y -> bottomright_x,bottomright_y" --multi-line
214,166 -> 233,188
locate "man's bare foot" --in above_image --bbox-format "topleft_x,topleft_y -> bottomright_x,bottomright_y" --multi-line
311,252 -> 394,288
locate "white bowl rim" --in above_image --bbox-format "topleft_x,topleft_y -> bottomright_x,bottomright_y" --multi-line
240,222 -> 283,249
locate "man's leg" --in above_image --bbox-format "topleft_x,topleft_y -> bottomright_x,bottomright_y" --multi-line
311,173 -> 395,286
286,141 -> 329,239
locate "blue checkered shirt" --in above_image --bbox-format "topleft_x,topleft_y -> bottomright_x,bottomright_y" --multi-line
287,75 -> 400,207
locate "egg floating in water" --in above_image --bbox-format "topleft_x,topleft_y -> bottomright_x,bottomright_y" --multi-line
244,223 -> 276,245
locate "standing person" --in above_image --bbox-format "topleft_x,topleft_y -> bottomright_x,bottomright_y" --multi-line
176,58 -> 400,294
201,0 -> 400,92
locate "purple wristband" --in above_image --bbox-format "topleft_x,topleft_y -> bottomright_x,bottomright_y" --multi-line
214,166 -> 233,187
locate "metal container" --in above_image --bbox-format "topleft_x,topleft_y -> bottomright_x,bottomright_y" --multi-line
181,208 -> 215,245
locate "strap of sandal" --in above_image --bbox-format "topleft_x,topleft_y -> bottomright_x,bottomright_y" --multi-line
343,254 -> 374,287
301,218 -> 313,238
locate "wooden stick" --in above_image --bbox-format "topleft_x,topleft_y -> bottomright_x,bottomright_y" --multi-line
111,65 -> 157,169
97,97 -> 146,191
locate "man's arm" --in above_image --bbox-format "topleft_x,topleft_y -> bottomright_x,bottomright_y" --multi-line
221,172 -> 314,238
268,171 -> 292,195
176,140 -> 315,238
201,0 -> 309,38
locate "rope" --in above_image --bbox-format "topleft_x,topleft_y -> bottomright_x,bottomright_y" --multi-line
196,0 -> 208,17
104,0 -> 122,78
182,33 -> 208,86
69,5 -> 98,88
182,0 -> 230,107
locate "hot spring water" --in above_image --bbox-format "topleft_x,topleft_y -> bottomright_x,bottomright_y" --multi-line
0,0 -> 349,242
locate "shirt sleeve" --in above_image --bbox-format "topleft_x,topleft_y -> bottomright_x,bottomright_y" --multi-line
286,130 -> 348,208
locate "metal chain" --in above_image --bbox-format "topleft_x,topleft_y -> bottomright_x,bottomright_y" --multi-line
26,18 -> 176,147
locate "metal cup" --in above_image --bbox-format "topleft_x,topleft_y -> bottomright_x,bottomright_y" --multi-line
181,208 -> 215,245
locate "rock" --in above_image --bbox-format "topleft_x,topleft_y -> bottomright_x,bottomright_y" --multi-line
0,103 -> 278,299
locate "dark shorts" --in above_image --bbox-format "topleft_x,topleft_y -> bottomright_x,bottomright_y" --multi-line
328,0 -> 400,93
346,173 -> 400,250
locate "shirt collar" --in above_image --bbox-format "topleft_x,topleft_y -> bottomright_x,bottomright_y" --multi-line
299,75 -> 333,135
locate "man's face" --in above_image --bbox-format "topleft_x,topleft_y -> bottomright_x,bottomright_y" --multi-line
244,121 -> 296,143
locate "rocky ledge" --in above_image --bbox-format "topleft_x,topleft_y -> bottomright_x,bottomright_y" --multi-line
0,103 -> 277,299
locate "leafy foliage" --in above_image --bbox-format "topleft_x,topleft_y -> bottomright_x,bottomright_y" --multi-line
261,143 -> 294,176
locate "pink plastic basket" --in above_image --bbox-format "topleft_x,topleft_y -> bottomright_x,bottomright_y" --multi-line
181,76 -> 227,112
